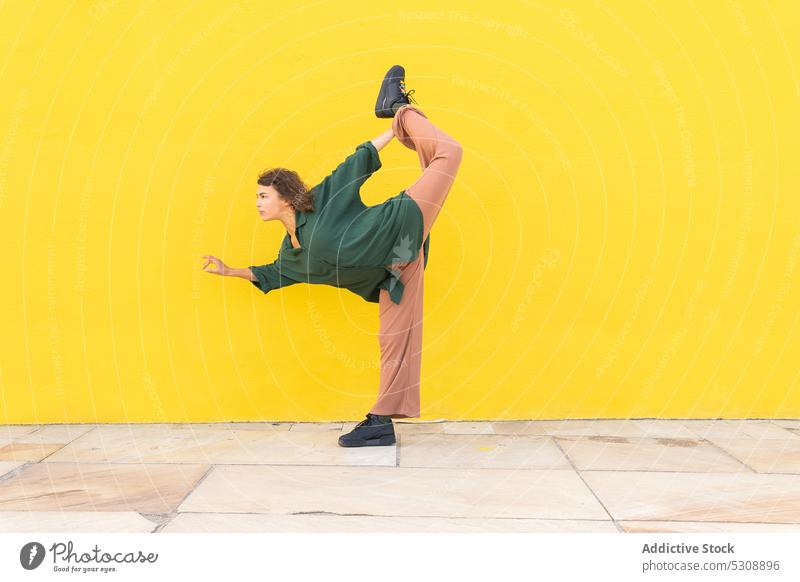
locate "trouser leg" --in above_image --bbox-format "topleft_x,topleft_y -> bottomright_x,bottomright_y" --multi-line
391,105 -> 463,238
370,247 -> 424,419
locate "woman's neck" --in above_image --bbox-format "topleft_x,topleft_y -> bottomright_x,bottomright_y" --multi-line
280,207 -> 297,235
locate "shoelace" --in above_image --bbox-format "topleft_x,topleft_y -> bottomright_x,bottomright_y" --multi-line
354,413 -> 390,429
399,80 -> 418,105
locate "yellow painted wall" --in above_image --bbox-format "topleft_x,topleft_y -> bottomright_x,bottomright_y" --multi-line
2,0 -> 799,423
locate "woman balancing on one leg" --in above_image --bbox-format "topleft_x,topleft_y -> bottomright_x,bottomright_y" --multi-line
201,65 -> 463,447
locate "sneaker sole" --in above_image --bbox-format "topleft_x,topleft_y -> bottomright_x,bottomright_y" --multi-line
338,434 -> 396,447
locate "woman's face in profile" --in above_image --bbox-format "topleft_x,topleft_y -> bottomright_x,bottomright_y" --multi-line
256,185 -> 289,221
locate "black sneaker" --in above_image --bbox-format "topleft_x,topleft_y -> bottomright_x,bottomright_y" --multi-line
338,413 -> 396,447
374,64 -> 417,118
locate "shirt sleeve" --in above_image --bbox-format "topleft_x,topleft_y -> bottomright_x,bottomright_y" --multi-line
313,141 -> 382,209
248,254 -> 301,295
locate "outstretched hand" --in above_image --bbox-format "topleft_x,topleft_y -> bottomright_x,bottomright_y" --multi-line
201,255 -> 230,276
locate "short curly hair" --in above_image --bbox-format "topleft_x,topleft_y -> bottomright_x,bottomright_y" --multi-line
257,168 -> 314,213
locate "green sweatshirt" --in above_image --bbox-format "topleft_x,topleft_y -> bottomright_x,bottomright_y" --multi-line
248,140 -> 430,304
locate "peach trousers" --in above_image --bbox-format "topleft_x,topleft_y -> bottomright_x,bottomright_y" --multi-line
368,105 -> 463,419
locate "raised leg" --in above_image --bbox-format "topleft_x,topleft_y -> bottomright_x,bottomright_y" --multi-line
391,105 -> 463,239
368,106 -> 462,419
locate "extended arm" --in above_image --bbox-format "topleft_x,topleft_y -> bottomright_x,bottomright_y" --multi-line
312,138 -> 385,210
203,256 -> 254,280
229,267 -> 256,281
247,261 -> 300,294
202,254 -> 297,295
370,126 -> 394,152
